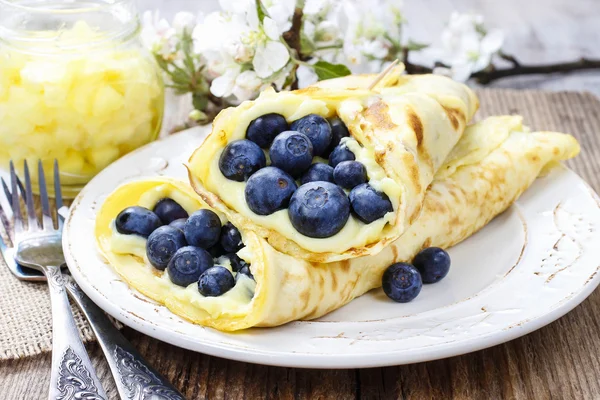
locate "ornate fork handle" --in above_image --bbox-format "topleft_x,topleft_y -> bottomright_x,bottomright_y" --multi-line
64,275 -> 185,400
44,265 -> 107,400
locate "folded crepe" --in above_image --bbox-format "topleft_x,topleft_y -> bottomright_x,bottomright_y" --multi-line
187,68 -> 479,263
96,116 -> 579,331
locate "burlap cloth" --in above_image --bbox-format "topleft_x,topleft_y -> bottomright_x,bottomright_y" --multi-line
0,88 -> 599,361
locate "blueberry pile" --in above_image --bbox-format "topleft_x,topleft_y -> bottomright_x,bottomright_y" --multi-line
382,247 -> 451,303
115,198 -> 253,297
219,113 -> 394,238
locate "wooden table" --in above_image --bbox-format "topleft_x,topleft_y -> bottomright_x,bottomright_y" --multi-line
1,89 -> 600,399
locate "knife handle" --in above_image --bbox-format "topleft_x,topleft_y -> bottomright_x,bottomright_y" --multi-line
44,265 -> 108,400
64,275 -> 185,400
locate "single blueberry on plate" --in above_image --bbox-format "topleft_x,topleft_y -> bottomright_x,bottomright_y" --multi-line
246,113 -> 289,148
237,265 -> 254,281
349,183 -> 393,224
333,161 -> 368,189
326,117 -> 350,154
288,181 -> 350,238
382,263 -> 423,303
169,218 -> 187,232
198,266 -> 235,297
167,246 -> 214,287
219,139 -> 266,182
301,163 -> 334,185
269,131 -> 314,177
328,144 -> 355,168
245,167 -> 297,215
221,253 -> 248,272
184,209 -> 222,249
146,226 -> 187,270
220,222 -> 244,253
153,198 -> 189,224
413,247 -> 451,284
290,114 -> 332,156
115,206 -> 162,238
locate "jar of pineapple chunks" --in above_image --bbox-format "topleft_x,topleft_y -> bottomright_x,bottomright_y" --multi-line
0,0 -> 164,197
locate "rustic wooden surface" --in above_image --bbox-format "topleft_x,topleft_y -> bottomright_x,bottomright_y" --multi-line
1,89 -> 600,399
142,0 -> 600,96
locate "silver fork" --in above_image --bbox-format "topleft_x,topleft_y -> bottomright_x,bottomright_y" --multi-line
1,161 -> 185,400
5,160 -> 107,399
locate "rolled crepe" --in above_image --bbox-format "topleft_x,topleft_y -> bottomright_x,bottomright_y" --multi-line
187,69 -> 479,263
96,116 -> 579,331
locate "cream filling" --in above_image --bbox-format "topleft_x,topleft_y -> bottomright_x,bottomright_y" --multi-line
206,151 -> 394,253
205,140 -> 400,254
108,187 -> 256,318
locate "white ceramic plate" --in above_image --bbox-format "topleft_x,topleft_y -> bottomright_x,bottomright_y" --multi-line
64,127 -> 600,369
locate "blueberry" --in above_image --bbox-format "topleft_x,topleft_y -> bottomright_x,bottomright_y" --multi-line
333,161 -> 367,189
220,222 -> 244,253
198,266 -> 235,297
115,206 -> 162,238
382,263 -> 423,303
301,163 -> 334,185
246,113 -> 289,148
290,114 -> 332,156
328,144 -> 355,168
269,131 -> 314,177
349,184 -> 393,224
167,246 -> 214,287
237,265 -> 254,281
207,243 -> 226,258
288,181 -> 350,238
153,198 -> 189,225
413,247 -> 451,284
184,210 -> 222,249
326,117 -> 350,154
146,226 -> 187,270
245,167 -> 297,215
169,218 -> 187,232
219,139 -> 266,182
221,253 -> 248,272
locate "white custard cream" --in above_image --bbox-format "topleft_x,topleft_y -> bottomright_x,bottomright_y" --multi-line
108,185 -> 256,318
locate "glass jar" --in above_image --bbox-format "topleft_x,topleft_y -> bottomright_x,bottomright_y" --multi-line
0,0 -> 164,197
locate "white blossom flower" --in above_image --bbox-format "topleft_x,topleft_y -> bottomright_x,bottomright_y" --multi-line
430,12 -> 504,81
141,11 -> 175,56
340,0 -> 405,73
232,70 -> 268,100
251,17 -> 290,78
262,0 -> 296,33
172,11 -> 199,34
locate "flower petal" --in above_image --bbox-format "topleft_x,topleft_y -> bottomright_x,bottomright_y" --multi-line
451,62 -> 473,82
481,29 -> 504,54
210,68 -> 239,97
296,65 -> 319,88
253,41 -> 290,78
263,17 -> 282,40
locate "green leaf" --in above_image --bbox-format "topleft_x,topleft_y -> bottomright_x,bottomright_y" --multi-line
312,61 -> 351,81
405,40 -> 429,52
255,0 -> 269,23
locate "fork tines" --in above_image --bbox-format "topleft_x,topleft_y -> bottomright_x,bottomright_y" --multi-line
2,160 -> 62,234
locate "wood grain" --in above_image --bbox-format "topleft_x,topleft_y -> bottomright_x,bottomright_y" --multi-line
1,89 -> 600,400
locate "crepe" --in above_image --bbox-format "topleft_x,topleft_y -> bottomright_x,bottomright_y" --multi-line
187,68 -> 479,263
96,116 -> 579,331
